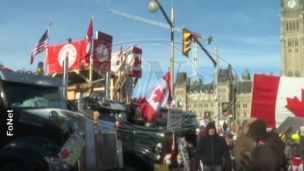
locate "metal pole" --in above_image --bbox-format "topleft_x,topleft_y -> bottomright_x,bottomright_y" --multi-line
214,47 -> 219,128
170,0 -> 175,100
105,71 -> 111,99
89,48 -> 93,83
63,57 -> 69,98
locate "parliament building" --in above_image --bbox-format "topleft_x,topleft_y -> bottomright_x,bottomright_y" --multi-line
173,0 -> 304,122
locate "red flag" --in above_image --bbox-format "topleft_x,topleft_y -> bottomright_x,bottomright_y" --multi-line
138,71 -> 171,122
85,17 -> 93,60
86,17 -> 93,42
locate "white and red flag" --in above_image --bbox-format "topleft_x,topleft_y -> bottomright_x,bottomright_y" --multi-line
110,45 -> 123,72
126,46 -> 142,78
251,74 -> 304,128
138,71 -> 171,122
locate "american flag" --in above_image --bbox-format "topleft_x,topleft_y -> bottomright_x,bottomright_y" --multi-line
30,29 -> 48,64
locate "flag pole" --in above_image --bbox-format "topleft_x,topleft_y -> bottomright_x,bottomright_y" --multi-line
45,22 -> 52,73
89,16 -> 94,84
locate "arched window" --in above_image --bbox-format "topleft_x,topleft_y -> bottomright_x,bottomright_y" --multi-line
295,71 -> 300,77
295,39 -> 299,46
288,71 -> 293,77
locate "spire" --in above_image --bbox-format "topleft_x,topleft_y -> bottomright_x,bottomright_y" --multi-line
242,68 -> 251,81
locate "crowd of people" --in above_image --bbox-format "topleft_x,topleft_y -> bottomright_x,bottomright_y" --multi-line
194,118 -> 300,171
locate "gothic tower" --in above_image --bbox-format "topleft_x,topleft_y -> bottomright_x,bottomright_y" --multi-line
281,0 -> 304,77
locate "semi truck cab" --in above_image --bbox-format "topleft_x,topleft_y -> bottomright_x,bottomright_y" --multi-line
0,70 -> 126,171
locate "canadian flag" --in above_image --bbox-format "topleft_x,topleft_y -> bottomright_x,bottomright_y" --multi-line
138,71 -> 171,122
110,46 -> 123,72
291,157 -> 302,171
126,46 -> 142,78
251,74 -> 304,128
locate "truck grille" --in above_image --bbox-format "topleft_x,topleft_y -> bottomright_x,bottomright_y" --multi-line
96,133 -> 118,170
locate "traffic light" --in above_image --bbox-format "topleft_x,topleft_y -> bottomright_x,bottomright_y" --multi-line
182,28 -> 192,57
207,36 -> 214,44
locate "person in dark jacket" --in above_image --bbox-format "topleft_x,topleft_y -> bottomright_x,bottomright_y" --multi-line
240,119 -> 286,171
195,122 -> 232,171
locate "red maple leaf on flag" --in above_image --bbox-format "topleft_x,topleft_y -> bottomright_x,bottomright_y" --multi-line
285,89 -> 304,117
153,88 -> 167,103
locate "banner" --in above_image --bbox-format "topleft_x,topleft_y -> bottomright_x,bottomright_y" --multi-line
46,39 -> 111,74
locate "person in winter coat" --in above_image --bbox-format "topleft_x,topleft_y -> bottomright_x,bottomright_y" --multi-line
240,119 -> 286,171
233,118 -> 257,169
195,122 -> 232,171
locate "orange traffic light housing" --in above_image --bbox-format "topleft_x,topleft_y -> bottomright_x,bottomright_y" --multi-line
182,28 -> 192,57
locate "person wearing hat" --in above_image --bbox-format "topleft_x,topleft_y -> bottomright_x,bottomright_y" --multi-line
240,119 -> 286,171
233,118 -> 257,171
195,122 -> 231,171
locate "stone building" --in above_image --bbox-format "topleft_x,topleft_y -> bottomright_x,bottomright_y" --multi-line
174,66 -> 252,122
281,0 -> 304,77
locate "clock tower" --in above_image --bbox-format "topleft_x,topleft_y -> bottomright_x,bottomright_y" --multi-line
281,0 -> 304,77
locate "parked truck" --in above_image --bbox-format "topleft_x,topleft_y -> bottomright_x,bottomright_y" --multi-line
69,96 -> 200,170
0,69 -> 130,171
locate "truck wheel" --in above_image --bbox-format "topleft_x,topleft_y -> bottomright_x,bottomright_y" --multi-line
0,150 -> 35,171
0,162 -> 29,171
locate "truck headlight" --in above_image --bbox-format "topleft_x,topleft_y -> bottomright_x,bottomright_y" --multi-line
49,111 -> 59,122
49,111 -> 68,132
45,157 -> 70,171
196,128 -> 200,134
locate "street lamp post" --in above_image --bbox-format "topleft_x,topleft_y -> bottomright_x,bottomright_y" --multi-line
148,0 -> 175,100
215,47 -> 219,129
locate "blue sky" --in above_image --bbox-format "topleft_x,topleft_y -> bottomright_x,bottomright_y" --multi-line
0,0 -> 281,96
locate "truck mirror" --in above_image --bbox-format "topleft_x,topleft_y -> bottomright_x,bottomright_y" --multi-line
94,111 -> 100,125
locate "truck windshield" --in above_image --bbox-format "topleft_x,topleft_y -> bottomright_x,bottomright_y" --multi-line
2,81 -> 67,109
